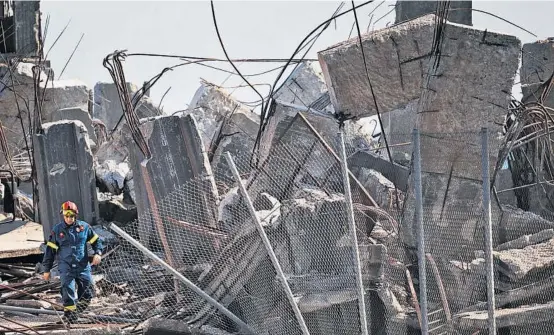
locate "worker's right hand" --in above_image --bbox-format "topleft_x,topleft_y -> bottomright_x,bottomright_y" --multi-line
43,272 -> 51,281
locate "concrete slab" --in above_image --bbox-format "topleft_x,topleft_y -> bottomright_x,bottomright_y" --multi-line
33,120 -> 98,240
494,237 -> 554,280
0,220 -> 43,259
318,14 -> 520,179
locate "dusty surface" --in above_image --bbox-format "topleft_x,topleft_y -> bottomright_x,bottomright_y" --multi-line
0,218 -> 43,259
494,237 -> 554,280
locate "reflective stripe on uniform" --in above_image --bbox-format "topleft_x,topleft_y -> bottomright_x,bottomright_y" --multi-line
46,242 -> 58,250
64,305 -> 76,311
88,234 -> 99,244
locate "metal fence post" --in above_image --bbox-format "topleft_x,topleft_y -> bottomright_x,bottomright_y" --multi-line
413,128 -> 429,334
109,223 -> 256,335
481,127 -> 497,335
338,129 -> 369,335
224,152 -> 311,335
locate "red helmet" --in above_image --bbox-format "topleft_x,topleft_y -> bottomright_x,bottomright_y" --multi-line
60,201 -> 79,214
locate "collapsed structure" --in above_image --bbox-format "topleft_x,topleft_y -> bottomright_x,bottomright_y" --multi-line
1,1 -> 554,334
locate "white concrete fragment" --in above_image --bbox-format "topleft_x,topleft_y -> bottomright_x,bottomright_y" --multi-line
95,160 -> 130,195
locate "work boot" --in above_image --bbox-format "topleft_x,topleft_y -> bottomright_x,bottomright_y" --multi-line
63,311 -> 78,324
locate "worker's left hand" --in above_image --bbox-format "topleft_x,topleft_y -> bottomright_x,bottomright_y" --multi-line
91,254 -> 102,266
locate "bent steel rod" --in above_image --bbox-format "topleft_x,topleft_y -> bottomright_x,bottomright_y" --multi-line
109,223 -> 256,334
225,152 -> 311,335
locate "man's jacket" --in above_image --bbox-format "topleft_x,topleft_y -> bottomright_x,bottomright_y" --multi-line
42,220 -> 104,273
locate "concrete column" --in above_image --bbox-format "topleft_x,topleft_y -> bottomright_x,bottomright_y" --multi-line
128,113 -> 219,265
13,0 -> 39,56
395,0 -> 472,26
34,120 -> 98,240
519,40 -> 554,216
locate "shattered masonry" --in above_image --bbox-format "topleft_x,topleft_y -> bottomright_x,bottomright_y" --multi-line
2,1 -> 554,335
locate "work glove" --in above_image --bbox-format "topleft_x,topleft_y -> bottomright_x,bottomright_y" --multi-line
43,272 -> 51,281
91,254 -> 102,266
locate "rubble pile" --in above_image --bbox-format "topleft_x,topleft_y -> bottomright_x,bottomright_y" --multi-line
2,1 -> 554,334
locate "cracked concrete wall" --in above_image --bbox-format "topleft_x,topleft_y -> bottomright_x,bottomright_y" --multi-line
34,120 -> 98,240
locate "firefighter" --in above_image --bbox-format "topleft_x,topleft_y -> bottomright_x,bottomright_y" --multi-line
41,201 -> 104,323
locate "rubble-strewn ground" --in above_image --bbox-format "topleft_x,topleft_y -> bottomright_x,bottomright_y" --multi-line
3,1 -> 554,334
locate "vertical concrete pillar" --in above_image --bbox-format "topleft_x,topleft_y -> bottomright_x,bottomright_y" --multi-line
13,0 -> 39,56
128,114 -> 219,266
395,0 -> 472,26
34,120 -> 98,240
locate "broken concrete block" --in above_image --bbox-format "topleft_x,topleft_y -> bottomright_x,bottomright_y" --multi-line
402,173 -> 490,256
0,63 -> 90,168
129,113 -> 219,265
95,124 -> 131,165
279,186 -> 351,275
98,196 -> 137,225
378,99 -> 418,159
319,14 -> 520,179
33,120 -> 98,240
209,101 -> 259,186
494,237 -> 554,280
348,150 -> 409,192
273,61 -> 330,108
500,205 -> 554,242
187,81 -> 255,152
93,82 -> 160,133
521,40 -> 554,91
352,168 -> 397,209
13,1 -> 40,56
395,0 -> 473,26
95,160 -> 130,195
50,107 -> 97,144
494,168 -> 518,207
496,229 -> 554,251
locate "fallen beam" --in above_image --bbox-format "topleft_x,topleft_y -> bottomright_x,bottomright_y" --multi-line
496,229 -> 554,251
455,301 -> 554,329
461,275 -> 554,313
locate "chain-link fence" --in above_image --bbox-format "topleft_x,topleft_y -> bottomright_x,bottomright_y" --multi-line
78,112 -> 554,335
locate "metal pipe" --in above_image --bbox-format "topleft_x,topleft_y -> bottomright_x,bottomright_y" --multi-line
109,223 -> 256,335
338,130 -> 369,335
481,127 -> 497,335
224,152 -> 311,335
0,304 -> 58,315
412,128 -> 429,334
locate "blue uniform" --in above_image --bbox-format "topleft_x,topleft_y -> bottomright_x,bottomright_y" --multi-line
42,220 -> 104,313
